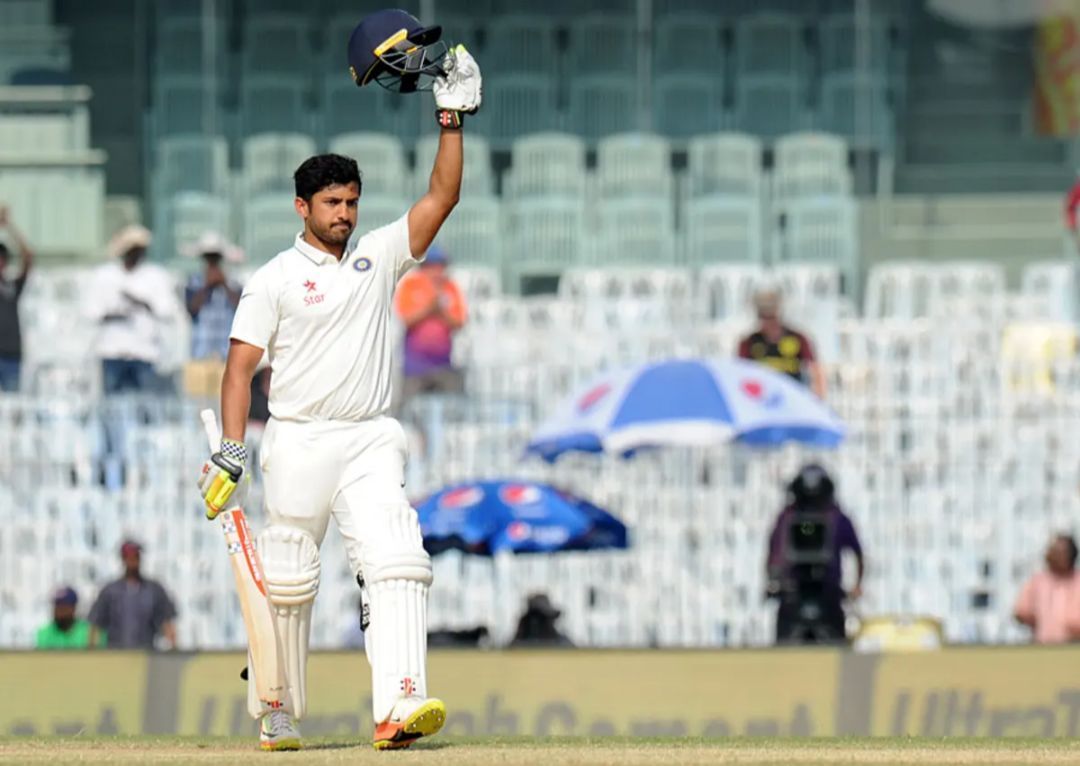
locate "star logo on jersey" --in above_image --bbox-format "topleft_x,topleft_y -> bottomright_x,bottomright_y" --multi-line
303,280 -> 326,306
304,280 -> 317,293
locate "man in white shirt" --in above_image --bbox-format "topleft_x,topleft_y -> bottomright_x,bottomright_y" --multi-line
197,39 -> 481,752
84,225 -> 181,394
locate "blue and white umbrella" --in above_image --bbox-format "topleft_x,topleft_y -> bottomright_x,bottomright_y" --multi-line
416,480 -> 629,556
526,358 -> 845,462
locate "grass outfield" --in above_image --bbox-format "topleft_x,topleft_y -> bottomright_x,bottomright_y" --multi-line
1,737 -> 1080,765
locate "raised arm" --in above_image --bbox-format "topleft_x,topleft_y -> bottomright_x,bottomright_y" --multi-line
408,128 -> 462,258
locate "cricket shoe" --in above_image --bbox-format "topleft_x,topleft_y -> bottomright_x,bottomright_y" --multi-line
373,697 -> 446,750
259,708 -> 302,751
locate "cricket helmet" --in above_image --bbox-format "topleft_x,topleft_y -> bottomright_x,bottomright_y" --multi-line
347,8 -> 447,93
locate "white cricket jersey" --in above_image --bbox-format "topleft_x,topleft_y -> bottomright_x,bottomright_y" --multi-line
230,214 -> 418,422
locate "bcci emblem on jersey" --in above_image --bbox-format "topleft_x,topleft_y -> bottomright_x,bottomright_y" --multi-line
354,257 -> 373,272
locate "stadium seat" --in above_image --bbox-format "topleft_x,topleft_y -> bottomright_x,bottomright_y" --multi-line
354,195 -> 410,239
772,132 -> 852,201
414,133 -> 494,198
653,74 -> 723,139
428,196 -> 502,268
154,134 -> 229,198
734,74 -> 804,138
243,14 -> 311,75
819,12 -> 896,78
566,16 -> 638,75
504,132 -> 587,199
243,192 -> 301,263
485,15 -> 559,77
240,132 -> 317,196
777,197 -> 858,289
154,191 -> 231,261
567,74 -> 640,141
595,197 -> 677,265
506,196 -> 587,286
241,74 -> 311,135
152,75 -> 215,137
696,264 -> 766,321
687,132 -> 763,197
1021,261 -> 1077,322
479,75 -> 560,146
328,132 -> 408,198
156,18 -> 224,77
596,132 -> 673,202
684,196 -> 763,266
655,14 -> 725,74
0,0 -> 51,25
734,12 -> 803,77
819,72 -> 894,151
863,262 -> 936,320
322,78 -> 424,143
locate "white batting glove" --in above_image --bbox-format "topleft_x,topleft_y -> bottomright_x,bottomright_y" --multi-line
433,44 -> 482,128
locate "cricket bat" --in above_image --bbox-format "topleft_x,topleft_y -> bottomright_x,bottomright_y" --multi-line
200,408 -> 286,708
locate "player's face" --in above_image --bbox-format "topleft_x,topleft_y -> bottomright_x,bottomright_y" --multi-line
299,183 -> 359,247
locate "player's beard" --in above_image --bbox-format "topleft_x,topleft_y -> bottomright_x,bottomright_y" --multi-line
311,219 -> 354,248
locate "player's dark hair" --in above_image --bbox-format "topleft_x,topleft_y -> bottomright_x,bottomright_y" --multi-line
0,242 -> 8,262
294,154 -> 362,201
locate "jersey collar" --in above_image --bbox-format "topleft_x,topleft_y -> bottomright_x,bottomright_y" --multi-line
294,232 -> 356,266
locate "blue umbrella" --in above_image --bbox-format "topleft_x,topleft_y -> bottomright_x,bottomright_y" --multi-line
526,357 -> 845,462
416,480 -> 629,556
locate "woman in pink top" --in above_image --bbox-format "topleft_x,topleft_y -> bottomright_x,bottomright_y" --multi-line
1014,535 -> 1080,644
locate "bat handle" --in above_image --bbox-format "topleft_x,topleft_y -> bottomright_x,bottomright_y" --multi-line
200,408 -> 220,453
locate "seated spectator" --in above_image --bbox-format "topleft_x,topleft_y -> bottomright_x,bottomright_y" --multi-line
84,225 -> 182,395
35,586 -> 101,649
737,288 -> 826,398
88,540 -> 177,650
1014,534 -> 1080,644
394,245 -> 467,405
510,593 -> 573,647
0,205 -> 34,392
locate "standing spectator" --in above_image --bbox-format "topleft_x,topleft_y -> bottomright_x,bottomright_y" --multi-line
184,231 -> 243,361
1014,534 -> 1080,644
393,245 -> 467,404
0,205 -> 34,392
88,540 -> 177,650
737,288 -> 826,399
35,586 -> 102,649
84,225 -> 181,394
766,464 -> 864,645
510,593 -> 573,647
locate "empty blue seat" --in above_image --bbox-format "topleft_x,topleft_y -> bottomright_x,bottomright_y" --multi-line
568,75 -> 640,141
819,72 -> 893,151
243,15 -> 311,75
241,74 -> 310,135
485,16 -> 559,77
322,79 -> 423,142
655,14 -> 725,74
734,74 -> 803,138
567,16 -> 637,75
153,76 -> 216,136
479,75 -> 560,146
156,18 -> 225,77
155,135 -> 229,198
654,74 -> 723,138
735,12 -> 802,77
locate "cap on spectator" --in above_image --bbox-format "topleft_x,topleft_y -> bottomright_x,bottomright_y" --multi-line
53,586 -> 78,606
119,539 -> 142,557
753,288 -> 782,318
181,231 -> 245,263
526,593 -> 560,618
423,245 -> 449,266
107,224 -> 152,259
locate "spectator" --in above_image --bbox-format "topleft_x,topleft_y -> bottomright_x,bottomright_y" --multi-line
510,593 -> 573,647
84,225 -> 181,394
184,231 -> 243,361
0,205 -> 34,392
1064,173 -> 1080,254
737,288 -> 826,398
35,586 -> 101,649
88,540 -> 177,650
1014,534 -> 1080,644
766,464 -> 864,645
393,245 -> 467,405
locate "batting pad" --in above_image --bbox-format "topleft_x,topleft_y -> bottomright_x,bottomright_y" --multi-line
247,525 -> 320,720
361,504 -> 433,724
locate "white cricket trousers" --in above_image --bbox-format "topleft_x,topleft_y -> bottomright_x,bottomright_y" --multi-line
258,415 -> 432,724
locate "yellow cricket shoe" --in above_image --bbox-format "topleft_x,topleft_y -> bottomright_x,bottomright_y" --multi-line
259,708 -> 302,751
373,697 -> 446,751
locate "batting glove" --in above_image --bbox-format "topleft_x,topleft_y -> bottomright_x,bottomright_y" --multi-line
198,439 -> 246,520
433,44 -> 482,128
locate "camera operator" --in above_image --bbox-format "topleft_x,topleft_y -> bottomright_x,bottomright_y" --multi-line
765,464 -> 864,645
